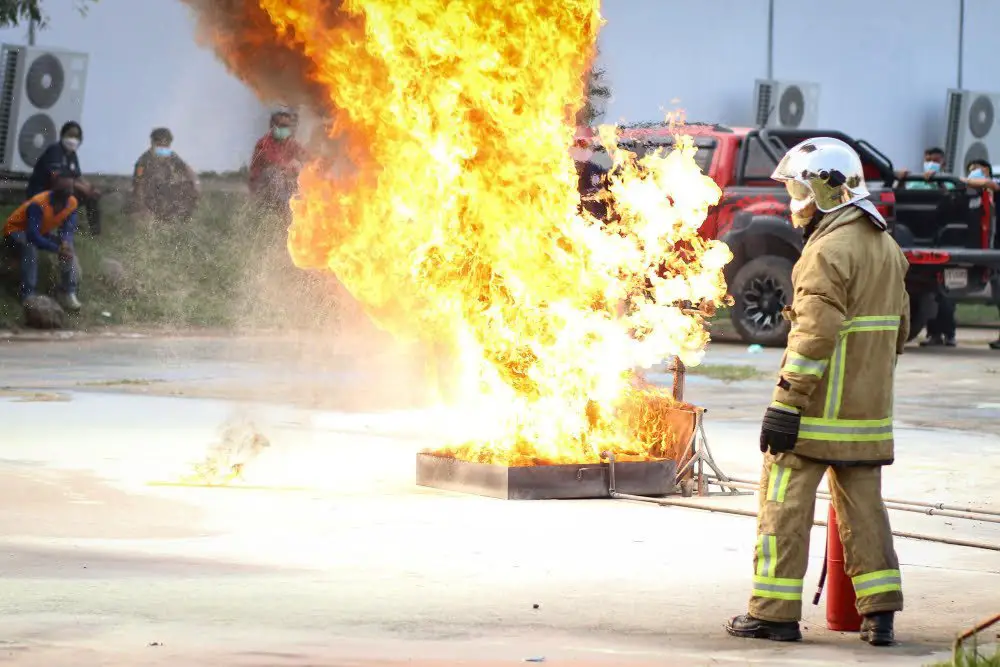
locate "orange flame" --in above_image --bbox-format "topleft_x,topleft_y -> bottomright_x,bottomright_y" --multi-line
185,1 -> 732,465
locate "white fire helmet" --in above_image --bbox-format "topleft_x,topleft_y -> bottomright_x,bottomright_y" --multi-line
771,137 -> 886,228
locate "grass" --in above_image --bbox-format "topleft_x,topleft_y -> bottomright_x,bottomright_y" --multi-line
0,189 -> 344,333
957,303 -> 1000,327
686,363 -> 765,383
928,645 -> 1000,666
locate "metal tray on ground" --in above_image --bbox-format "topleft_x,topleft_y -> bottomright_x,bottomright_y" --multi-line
415,452 -> 676,500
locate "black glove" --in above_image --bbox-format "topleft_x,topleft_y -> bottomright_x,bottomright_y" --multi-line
760,405 -> 800,455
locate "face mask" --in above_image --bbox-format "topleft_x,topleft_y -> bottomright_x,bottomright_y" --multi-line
924,161 -> 941,173
154,147 -> 173,157
968,168 -> 985,179
272,127 -> 292,141
62,137 -> 80,152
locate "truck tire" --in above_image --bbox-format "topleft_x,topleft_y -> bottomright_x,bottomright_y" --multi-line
730,255 -> 794,347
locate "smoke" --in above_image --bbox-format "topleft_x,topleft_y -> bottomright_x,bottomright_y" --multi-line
181,0 -> 348,151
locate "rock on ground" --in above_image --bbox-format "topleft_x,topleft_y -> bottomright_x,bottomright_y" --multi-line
23,295 -> 66,330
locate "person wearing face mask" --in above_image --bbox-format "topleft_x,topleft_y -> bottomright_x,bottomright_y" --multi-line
130,127 -> 201,223
961,159 -> 999,192
726,138 -> 909,647
26,121 -> 103,235
2,173 -> 82,312
960,160 -> 1000,350
895,146 -> 946,190
249,109 -> 307,212
922,160 -> 1000,348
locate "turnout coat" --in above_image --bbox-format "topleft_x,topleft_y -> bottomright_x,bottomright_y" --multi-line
771,205 -> 910,465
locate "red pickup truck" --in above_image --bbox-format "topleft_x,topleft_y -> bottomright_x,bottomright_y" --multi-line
578,123 -> 1000,346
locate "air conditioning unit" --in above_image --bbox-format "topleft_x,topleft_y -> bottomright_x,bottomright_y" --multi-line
754,79 -> 821,129
944,89 -> 1000,173
0,44 -> 89,173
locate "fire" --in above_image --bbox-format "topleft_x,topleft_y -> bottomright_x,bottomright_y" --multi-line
184,0 -> 732,466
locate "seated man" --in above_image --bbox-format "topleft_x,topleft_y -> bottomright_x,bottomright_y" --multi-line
27,121 -> 103,235
2,174 -> 81,311
249,110 -> 306,210
131,127 -> 201,223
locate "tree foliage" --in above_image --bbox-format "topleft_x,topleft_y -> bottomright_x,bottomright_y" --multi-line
0,0 -> 97,29
578,48 -> 612,126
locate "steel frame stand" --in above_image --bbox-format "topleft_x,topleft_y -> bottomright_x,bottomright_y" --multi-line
673,409 -> 744,496
663,355 -> 746,497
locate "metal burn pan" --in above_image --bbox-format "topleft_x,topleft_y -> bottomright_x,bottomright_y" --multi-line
415,452 -> 676,500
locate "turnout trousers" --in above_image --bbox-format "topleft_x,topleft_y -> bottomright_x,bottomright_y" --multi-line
748,452 -> 904,622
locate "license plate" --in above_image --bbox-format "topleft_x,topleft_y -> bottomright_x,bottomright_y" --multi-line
944,268 -> 968,290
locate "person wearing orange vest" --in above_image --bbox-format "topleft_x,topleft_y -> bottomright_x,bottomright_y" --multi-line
1,174 -> 82,311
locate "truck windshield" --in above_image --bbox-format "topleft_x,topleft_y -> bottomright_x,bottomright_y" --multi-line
586,141 -> 714,175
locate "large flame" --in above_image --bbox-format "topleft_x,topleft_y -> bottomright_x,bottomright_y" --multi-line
183,0 -> 732,465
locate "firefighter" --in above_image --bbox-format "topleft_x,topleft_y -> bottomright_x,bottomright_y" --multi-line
725,138 -> 909,646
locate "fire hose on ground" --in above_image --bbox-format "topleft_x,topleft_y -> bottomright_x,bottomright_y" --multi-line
599,452 -> 1000,553
705,477 -> 1000,524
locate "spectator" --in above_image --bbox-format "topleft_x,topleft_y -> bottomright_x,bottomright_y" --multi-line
131,127 -> 201,223
920,291 -> 956,347
1,173 -> 81,311
922,159 -> 1000,348
27,121 -> 103,235
961,160 -> 1000,350
573,137 -> 609,221
915,151 -> 973,348
249,110 -> 306,211
962,158 -> 999,192
896,146 -> 946,190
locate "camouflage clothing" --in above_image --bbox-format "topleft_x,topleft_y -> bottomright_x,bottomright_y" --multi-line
131,150 -> 199,223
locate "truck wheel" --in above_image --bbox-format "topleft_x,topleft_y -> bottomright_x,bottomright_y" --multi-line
730,256 -> 794,347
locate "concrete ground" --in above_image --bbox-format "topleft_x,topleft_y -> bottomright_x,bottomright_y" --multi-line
1,327 -> 999,666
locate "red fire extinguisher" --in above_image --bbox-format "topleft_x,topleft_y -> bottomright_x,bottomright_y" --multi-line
813,504 -> 862,631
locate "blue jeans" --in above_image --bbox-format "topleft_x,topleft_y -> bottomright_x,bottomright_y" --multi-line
3,232 -> 79,300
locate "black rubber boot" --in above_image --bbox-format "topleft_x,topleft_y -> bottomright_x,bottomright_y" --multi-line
860,612 -> 895,646
725,614 -> 802,642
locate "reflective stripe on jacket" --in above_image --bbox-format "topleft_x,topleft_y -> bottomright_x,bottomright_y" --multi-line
771,205 -> 910,464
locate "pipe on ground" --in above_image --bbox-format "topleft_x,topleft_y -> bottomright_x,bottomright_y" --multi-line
600,453 -> 1000,553
707,478 -> 1000,525
609,491 -> 1000,552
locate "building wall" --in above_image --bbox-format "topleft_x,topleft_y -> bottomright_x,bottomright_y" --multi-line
2,1 -> 990,175
601,0 -> 983,172
0,0 -> 270,175
599,0 -> 769,129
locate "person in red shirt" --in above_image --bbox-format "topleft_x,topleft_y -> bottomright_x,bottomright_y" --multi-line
249,110 -> 307,211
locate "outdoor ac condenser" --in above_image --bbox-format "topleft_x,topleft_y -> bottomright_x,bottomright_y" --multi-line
0,44 -> 89,174
754,79 -> 821,130
944,89 -> 1000,173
